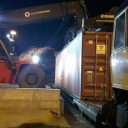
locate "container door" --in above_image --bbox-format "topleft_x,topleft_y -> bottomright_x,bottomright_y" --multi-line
82,33 -> 112,100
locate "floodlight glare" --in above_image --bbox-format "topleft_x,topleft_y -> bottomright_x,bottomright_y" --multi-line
32,55 -> 40,64
10,30 -> 17,36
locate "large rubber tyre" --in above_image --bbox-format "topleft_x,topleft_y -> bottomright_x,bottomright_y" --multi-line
17,65 -> 45,88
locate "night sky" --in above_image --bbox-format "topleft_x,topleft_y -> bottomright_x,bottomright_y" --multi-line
0,0 -> 125,55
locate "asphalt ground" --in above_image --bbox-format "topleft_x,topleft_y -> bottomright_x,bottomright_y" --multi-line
63,100 -> 95,128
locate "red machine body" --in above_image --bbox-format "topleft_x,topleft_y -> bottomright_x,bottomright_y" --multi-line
0,38 -> 46,88
0,59 -> 30,84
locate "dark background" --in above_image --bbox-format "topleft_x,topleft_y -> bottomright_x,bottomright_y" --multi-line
0,0 -> 126,54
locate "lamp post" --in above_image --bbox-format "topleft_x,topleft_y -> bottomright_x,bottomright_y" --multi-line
6,30 -> 17,55
6,30 -> 17,42
8,30 -> 17,42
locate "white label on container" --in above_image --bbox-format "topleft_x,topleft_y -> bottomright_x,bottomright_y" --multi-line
86,71 -> 93,74
88,40 -> 94,44
96,44 -> 106,54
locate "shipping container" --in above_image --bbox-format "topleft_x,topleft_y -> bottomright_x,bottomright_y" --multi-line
55,31 -> 113,100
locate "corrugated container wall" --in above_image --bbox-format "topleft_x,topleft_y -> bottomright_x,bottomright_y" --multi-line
55,32 -> 113,100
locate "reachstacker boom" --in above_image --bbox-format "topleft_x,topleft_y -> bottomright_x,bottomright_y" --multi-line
0,0 -> 85,88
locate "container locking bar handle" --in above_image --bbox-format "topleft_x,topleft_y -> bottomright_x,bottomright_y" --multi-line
94,34 -> 98,98
104,34 -> 109,98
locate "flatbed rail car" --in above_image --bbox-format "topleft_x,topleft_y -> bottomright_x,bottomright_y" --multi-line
55,31 -> 113,126
60,88 -> 106,126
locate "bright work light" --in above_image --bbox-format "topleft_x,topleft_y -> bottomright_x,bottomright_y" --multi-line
32,55 -> 40,64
